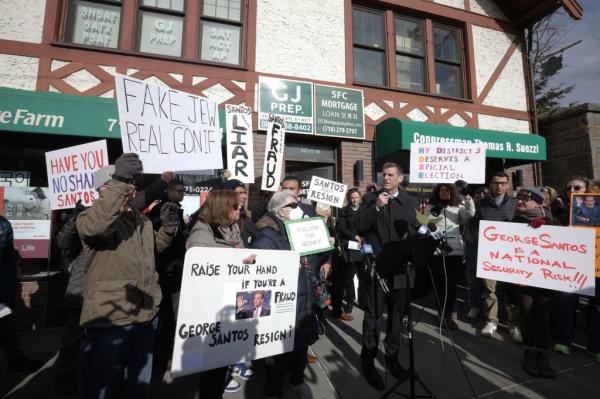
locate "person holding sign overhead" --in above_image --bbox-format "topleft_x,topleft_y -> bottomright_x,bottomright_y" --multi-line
511,187 -> 558,378
251,189 -> 320,399
185,189 -> 249,395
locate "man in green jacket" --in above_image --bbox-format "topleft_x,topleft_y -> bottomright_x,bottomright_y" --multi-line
76,153 -> 179,399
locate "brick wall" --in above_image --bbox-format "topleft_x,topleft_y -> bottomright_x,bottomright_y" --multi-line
338,140 -> 374,193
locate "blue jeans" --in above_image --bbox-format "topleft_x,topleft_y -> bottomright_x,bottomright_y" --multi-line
82,317 -> 158,399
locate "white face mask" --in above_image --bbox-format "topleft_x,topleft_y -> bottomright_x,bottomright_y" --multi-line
288,207 -> 304,221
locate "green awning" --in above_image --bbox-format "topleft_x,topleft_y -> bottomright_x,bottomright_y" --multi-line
0,87 -> 227,143
376,118 -> 546,161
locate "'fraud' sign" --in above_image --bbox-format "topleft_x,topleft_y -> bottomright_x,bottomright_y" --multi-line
260,114 -> 286,192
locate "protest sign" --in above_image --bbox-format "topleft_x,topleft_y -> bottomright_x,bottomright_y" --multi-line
307,176 -> 347,208
0,171 -> 30,187
314,84 -> 365,140
260,114 -> 286,192
225,104 -> 254,183
258,76 -> 313,135
284,217 -> 334,256
477,221 -> 596,296
409,142 -> 486,184
115,74 -> 222,173
569,193 -> 600,277
0,186 -> 51,258
45,140 -> 109,210
171,247 -> 299,377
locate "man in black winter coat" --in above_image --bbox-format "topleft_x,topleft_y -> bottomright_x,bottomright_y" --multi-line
356,162 -> 419,390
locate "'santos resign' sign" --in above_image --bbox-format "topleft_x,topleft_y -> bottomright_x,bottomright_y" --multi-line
477,221 -> 596,296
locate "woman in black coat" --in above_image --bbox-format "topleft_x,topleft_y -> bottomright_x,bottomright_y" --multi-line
251,190 -> 319,399
332,188 -> 363,320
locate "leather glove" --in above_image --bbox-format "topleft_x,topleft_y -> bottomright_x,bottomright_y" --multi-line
529,217 -> 547,229
160,202 -> 180,235
114,153 -> 143,181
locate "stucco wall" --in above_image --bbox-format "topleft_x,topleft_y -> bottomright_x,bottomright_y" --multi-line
470,0 -> 507,21
433,0 -> 464,10
0,0 -> 46,43
0,54 -> 38,90
472,26 -> 514,97
483,48 -> 528,112
478,114 -> 530,133
255,0 -> 345,83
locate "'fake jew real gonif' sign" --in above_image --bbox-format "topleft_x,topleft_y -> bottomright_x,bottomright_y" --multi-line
115,74 -> 223,174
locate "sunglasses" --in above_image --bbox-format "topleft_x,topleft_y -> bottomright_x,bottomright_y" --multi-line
516,195 -> 534,202
566,185 -> 585,191
232,205 -> 240,210
282,202 -> 299,209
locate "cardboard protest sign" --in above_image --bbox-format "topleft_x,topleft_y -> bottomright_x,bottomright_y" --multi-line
260,114 -> 286,192
284,217 -> 334,256
0,171 -> 30,187
115,74 -> 222,173
0,186 -> 51,258
477,221 -> 596,296
409,142 -> 485,184
45,140 -> 108,210
225,104 -> 254,183
307,176 -> 347,208
171,247 -> 299,377
569,193 -> 600,278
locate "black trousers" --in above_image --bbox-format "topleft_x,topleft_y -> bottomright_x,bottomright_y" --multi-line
332,260 -> 358,317
429,255 -> 464,317
0,314 -> 23,364
264,346 -> 308,397
358,267 -> 408,363
519,286 -> 555,350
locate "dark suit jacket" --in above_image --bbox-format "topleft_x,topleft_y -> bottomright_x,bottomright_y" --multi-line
236,306 -> 271,320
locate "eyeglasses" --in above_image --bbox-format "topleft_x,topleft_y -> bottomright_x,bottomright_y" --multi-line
282,202 -> 299,209
566,185 -> 585,191
516,195 -> 534,202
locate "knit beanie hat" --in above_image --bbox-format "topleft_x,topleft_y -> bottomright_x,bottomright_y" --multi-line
517,187 -> 544,204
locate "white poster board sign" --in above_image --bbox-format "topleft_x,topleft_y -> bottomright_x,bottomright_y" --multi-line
115,74 -> 223,173
409,142 -> 486,184
307,176 -> 347,208
260,114 -> 286,192
171,247 -> 299,377
45,140 -> 109,210
225,104 -> 254,183
284,217 -> 334,256
477,221 -> 596,296
0,171 -> 30,187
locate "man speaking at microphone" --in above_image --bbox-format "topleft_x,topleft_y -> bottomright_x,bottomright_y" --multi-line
356,162 -> 419,390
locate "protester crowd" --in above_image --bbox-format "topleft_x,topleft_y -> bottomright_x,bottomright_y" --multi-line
2,153 -> 600,399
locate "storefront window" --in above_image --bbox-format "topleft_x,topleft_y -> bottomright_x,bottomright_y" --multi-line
352,8 -> 386,86
200,0 -> 243,65
70,0 -> 122,49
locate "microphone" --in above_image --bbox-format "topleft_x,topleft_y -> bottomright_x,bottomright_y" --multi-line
361,244 -> 375,278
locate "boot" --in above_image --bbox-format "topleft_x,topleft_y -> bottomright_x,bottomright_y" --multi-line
536,351 -> 556,379
445,313 -> 459,331
522,349 -> 539,377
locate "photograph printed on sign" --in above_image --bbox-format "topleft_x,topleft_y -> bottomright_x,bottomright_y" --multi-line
235,290 -> 272,320
570,193 -> 600,227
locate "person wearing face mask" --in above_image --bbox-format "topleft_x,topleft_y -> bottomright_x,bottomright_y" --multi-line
511,188 -> 558,378
76,153 -> 179,399
425,183 -> 475,330
551,176 -> 600,364
251,190 -> 320,399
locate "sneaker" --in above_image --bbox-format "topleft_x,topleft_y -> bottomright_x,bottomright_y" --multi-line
445,314 -> 459,331
481,321 -> 497,337
232,363 -> 255,380
224,378 -> 241,393
467,307 -> 480,319
553,343 -> 570,356
509,326 -> 523,344
290,381 -> 313,399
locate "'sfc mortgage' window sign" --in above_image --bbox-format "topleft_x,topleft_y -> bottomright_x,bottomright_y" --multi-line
258,76 -> 313,135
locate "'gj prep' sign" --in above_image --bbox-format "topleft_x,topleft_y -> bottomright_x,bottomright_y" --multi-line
258,76 -> 313,135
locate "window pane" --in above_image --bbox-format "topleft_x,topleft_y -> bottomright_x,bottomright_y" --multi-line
203,0 -> 242,22
200,21 -> 241,64
141,0 -> 184,12
138,11 -> 183,57
352,8 -> 384,48
353,47 -> 385,85
394,17 -> 423,56
71,0 -> 121,48
433,26 -> 460,63
396,54 -> 425,92
435,62 -> 463,97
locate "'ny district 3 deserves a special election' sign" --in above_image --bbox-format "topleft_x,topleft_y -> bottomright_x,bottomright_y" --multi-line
115,74 -> 223,174
171,248 -> 300,377
477,221 -> 596,296
409,142 -> 486,184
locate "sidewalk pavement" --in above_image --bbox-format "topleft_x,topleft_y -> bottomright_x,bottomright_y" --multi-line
1,295 -> 599,398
